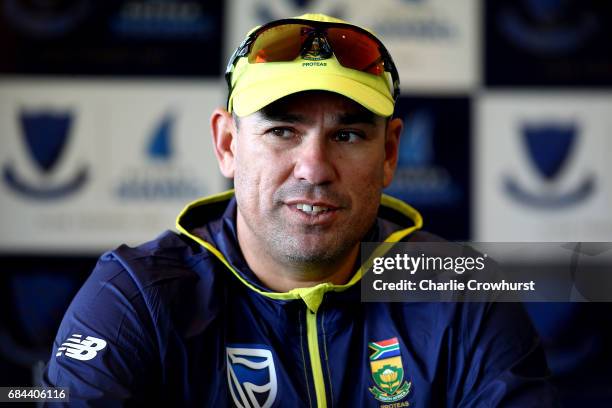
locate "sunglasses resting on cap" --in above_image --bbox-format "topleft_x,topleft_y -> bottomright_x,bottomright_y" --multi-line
225,14 -> 400,118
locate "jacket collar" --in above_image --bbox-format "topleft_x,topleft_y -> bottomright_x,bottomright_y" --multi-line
176,190 -> 422,312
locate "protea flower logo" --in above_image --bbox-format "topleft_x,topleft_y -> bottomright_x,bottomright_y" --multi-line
368,337 -> 411,403
374,366 -> 403,394
301,33 -> 333,61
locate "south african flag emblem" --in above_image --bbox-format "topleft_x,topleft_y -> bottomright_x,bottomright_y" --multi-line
368,337 -> 411,403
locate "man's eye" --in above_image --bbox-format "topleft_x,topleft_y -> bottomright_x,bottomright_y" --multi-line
269,128 -> 295,139
334,131 -> 362,143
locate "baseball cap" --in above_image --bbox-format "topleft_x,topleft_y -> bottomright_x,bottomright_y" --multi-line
225,13 -> 399,117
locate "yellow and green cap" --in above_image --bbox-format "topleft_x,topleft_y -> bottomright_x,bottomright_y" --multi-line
226,13 -> 398,118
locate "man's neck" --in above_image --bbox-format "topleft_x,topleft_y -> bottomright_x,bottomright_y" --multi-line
236,212 -> 359,293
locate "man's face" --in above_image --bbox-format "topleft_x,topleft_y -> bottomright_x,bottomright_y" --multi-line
227,91 -> 400,268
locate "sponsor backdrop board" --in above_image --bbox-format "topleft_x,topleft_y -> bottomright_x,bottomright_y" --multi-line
385,96 -> 472,240
0,79 -> 226,253
0,0 -> 224,76
225,0 -> 479,92
485,0 -> 612,86
475,93 -> 612,242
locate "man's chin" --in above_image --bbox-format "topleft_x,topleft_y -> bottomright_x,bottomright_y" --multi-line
279,237 -> 354,265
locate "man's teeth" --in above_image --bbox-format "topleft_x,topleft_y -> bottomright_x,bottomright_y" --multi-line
296,203 -> 330,214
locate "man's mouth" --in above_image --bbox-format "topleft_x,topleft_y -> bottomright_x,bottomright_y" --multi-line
295,203 -> 333,215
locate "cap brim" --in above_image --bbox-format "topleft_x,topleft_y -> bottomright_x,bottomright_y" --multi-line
231,72 -> 394,117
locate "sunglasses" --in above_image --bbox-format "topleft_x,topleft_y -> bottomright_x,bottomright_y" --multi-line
225,18 -> 400,101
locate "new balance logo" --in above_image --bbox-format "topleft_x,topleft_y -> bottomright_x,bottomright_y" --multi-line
56,334 -> 107,361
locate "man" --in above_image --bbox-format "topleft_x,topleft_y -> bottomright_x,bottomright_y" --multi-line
43,14 -> 557,407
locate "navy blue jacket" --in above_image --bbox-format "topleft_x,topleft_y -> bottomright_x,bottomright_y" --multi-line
43,191 -> 558,407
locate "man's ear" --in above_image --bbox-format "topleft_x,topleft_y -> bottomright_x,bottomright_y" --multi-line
383,117 -> 402,188
210,108 -> 237,178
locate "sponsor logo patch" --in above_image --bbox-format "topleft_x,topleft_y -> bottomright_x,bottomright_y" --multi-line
368,337 -> 411,403
226,345 -> 278,408
56,334 -> 107,361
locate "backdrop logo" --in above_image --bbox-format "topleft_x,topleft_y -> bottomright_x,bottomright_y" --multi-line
385,110 -> 461,206
148,112 -> 173,160
369,0 -> 457,40
110,0 -> 214,39
115,111 -> 206,200
3,0 -> 93,38
226,346 -> 278,408
255,0 -> 344,24
497,0 -> 599,54
504,123 -> 595,208
3,110 -> 88,200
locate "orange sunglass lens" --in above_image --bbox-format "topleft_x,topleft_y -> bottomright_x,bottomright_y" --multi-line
326,28 -> 384,75
249,24 -> 310,63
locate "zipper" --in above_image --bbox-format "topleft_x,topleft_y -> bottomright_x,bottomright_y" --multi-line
306,308 -> 327,408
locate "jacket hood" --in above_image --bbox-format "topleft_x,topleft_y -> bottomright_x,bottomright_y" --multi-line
175,189 -> 422,312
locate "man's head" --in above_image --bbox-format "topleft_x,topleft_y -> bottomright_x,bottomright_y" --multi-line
211,14 -> 402,276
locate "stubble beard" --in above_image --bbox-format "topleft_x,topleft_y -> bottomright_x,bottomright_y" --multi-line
265,216 -> 365,269
243,196 -> 378,272
235,175 -> 381,274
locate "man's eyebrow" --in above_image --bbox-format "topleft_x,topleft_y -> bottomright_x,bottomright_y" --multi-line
336,111 -> 377,125
257,106 -> 378,126
258,110 -> 306,124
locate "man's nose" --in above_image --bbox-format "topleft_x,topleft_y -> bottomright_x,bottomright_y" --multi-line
292,136 -> 337,185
